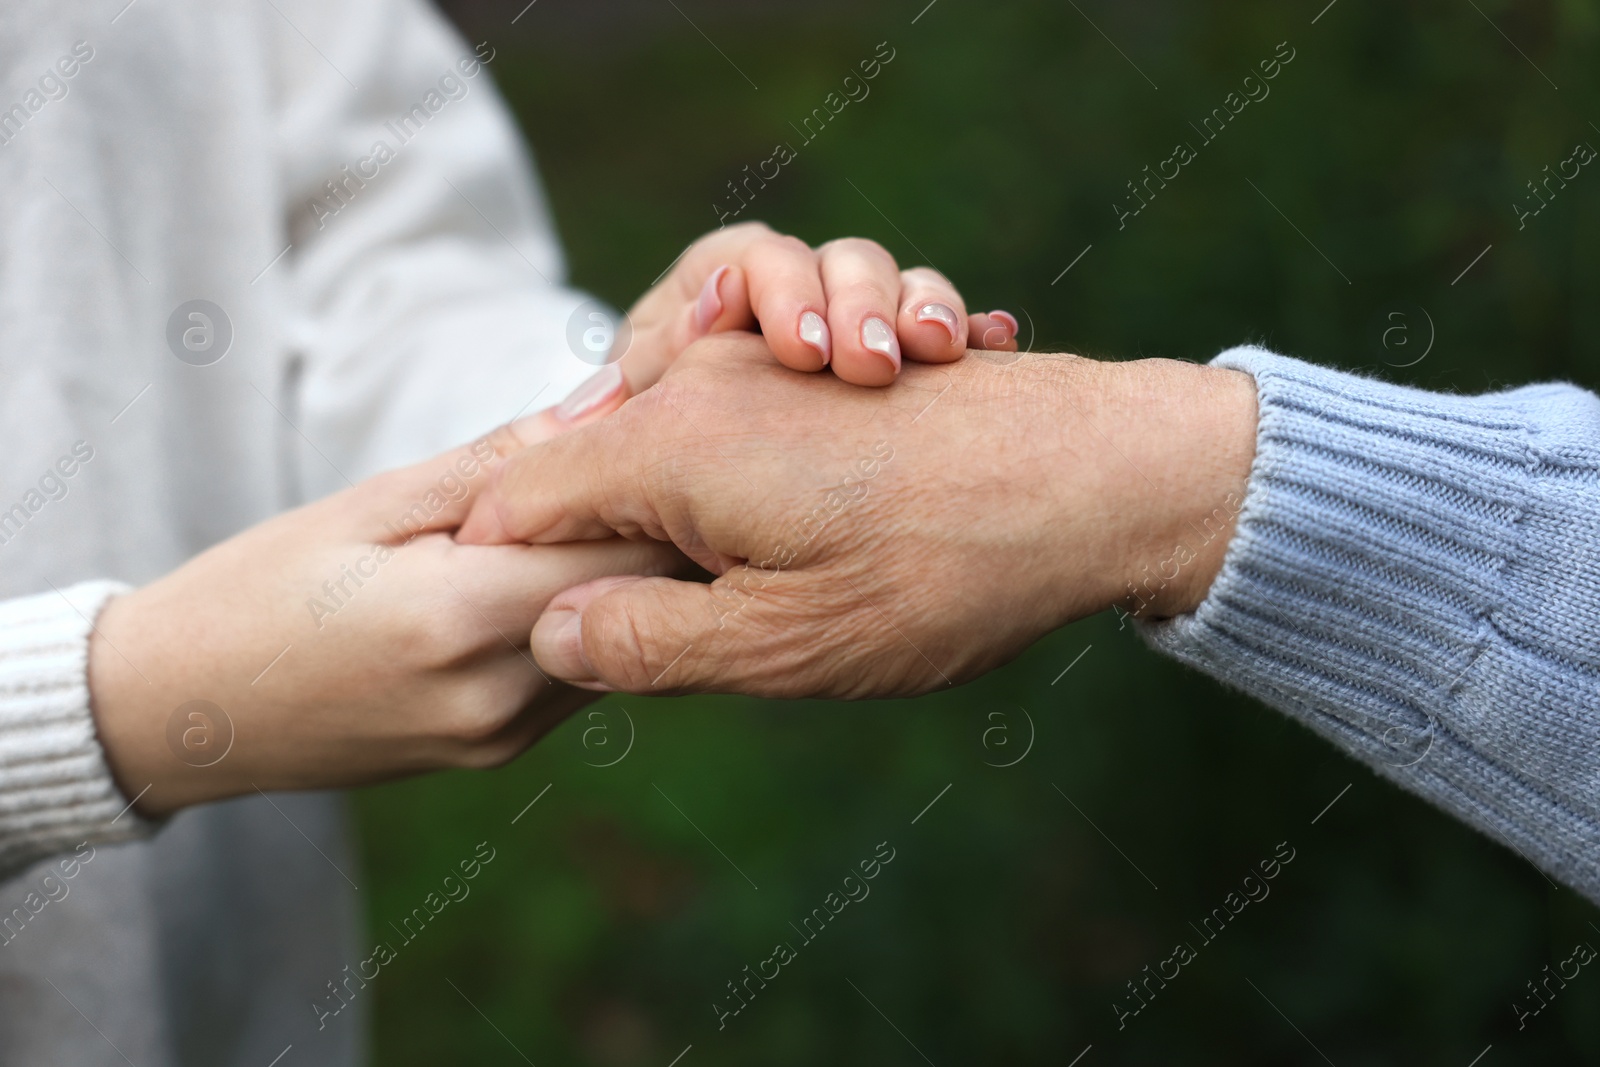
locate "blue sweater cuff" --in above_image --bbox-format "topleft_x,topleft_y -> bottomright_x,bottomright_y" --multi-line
1143,345 -> 1600,901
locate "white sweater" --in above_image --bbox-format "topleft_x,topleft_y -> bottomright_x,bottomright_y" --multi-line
0,1 -> 598,1062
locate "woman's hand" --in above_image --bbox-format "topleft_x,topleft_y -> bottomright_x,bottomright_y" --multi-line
87,402 -> 683,817
617,221 -> 1019,390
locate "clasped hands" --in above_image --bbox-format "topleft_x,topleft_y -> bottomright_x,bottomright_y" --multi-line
89,223 -> 1257,817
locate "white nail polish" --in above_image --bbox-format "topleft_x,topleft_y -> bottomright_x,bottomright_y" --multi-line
799,311 -> 831,365
915,303 -> 960,342
694,264 -> 730,336
860,316 -> 901,370
556,362 -> 625,421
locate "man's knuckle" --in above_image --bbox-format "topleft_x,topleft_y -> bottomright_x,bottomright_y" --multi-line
484,421 -> 529,460
588,602 -> 662,690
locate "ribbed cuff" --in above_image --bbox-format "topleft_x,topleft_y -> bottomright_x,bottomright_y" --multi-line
0,580 -> 152,880
1143,346 -> 1600,901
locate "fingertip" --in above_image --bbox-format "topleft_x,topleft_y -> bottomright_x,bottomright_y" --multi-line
968,311 -> 1020,352
692,264 -> 731,338
831,357 -> 899,388
743,233 -> 831,371
798,309 -> 832,368
456,494 -> 508,546
757,306 -> 832,373
552,362 -> 629,424
901,301 -> 967,363
694,264 -> 755,341
914,302 -> 961,342
532,574 -> 655,686
832,315 -> 900,386
531,607 -> 592,683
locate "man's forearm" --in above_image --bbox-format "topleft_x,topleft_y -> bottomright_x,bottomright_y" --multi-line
1087,357 -> 1259,622
1140,346 -> 1600,903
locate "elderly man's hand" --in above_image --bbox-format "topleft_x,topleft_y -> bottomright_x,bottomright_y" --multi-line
458,334 -> 1258,698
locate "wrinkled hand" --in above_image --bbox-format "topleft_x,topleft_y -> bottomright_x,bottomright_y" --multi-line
458,334 -> 1257,699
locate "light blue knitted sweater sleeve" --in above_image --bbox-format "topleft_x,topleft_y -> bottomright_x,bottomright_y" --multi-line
1143,345 -> 1600,902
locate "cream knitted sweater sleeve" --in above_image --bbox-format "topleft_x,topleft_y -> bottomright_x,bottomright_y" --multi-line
0,581 -> 148,878
0,0 -> 598,885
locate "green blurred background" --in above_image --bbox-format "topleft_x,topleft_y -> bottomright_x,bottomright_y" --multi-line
356,1 -> 1600,1062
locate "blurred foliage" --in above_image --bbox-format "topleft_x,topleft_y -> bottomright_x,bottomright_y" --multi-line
356,1 -> 1600,1063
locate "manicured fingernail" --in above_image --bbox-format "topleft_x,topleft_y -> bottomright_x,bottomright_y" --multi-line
860,316 -> 901,372
990,310 -> 1019,339
556,362 -> 625,421
694,265 -> 730,336
798,311 -> 831,365
915,302 -> 960,343
537,609 -> 593,681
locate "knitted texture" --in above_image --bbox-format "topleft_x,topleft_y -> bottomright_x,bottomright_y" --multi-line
1144,346 -> 1600,902
0,581 -> 149,879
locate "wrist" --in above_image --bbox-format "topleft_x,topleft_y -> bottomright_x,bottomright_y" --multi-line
87,584 -> 231,818
1085,357 -> 1258,621
86,589 -> 161,813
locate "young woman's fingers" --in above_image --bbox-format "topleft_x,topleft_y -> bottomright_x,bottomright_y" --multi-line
740,234 -> 831,371
895,267 -> 968,364
968,311 -> 1020,352
455,414 -> 652,547
451,537 -> 689,638
500,363 -> 634,466
688,263 -> 756,339
622,223 -> 776,391
665,220 -> 777,303
817,237 -> 904,387
356,369 -> 632,542
640,263 -> 756,393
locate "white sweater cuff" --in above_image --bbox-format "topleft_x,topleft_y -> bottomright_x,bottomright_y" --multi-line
0,580 -> 152,879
